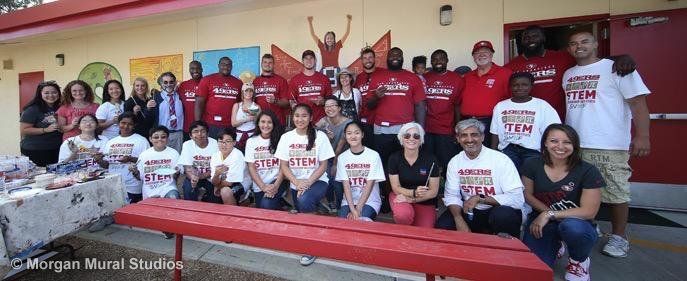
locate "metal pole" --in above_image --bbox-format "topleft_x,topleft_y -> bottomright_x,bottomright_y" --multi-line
174,234 -> 183,281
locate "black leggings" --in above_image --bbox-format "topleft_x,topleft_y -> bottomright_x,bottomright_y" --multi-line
21,147 -> 59,167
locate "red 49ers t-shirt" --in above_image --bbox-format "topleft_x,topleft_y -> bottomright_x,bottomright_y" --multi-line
423,71 -> 464,135
505,50 -> 575,119
368,69 -> 426,126
254,74 -> 290,125
289,71 -> 332,123
461,64 -> 512,117
197,73 -> 242,127
355,68 -> 387,125
178,78 -> 201,132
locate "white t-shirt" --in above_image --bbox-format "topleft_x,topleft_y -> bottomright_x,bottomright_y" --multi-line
178,138 -> 218,176
275,130 -> 335,190
137,147 -> 180,199
210,149 -> 252,194
490,97 -> 561,150
100,134 -> 149,194
58,135 -> 109,167
443,147 -> 524,211
95,102 -> 124,140
244,135 -> 280,192
563,59 -> 651,150
335,147 -> 386,213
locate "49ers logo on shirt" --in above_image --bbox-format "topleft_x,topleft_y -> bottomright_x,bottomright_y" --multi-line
212,86 -> 239,98
457,169 -> 495,196
252,145 -> 279,170
288,143 -> 317,168
345,163 -> 371,190
500,110 -> 536,137
565,75 -> 599,109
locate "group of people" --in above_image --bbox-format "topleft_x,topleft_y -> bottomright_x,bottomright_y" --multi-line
18,25 -> 651,280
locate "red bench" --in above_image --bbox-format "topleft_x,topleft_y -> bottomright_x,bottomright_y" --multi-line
114,198 -> 551,281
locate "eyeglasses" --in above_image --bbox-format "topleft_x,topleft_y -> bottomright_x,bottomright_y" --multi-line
403,133 -> 421,140
162,80 -> 176,85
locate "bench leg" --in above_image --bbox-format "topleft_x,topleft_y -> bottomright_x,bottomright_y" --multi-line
425,274 -> 435,281
175,234 -> 183,281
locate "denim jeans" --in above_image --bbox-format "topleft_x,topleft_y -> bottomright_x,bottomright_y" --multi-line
501,143 -> 541,171
254,181 -> 289,210
338,204 -> 377,220
523,217 -> 598,268
435,205 -> 522,237
182,178 -> 210,201
290,180 -> 329,213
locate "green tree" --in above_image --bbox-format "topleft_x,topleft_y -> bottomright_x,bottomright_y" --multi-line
1,0 -> 44,14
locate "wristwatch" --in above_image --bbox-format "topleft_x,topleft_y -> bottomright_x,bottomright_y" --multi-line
546,210 -> 556,221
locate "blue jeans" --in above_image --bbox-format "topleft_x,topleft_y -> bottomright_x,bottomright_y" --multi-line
435,205 -> 522,238
254,181 -> 289,210
338,204 -> 377,220
290,180 -> 329,213
501,144 -> 540,171
523,217 -> 598,268
182,178 -> 212,201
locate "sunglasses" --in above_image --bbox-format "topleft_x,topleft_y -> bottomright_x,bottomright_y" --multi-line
403,133 -> 421,140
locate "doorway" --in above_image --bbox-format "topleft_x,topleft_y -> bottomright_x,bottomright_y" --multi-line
18,71 -> 44,111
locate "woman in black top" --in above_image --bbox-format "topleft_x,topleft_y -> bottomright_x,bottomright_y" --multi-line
124,77 -> 157,138
19,81 -> 63,166
521,124 -> 604,280
387,122 -> 440,228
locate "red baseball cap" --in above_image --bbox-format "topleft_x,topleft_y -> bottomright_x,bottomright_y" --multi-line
472,40 -> 495,54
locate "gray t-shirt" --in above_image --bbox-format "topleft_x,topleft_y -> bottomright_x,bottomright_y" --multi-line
20,105 -> 63,150
318,118 -> 351,151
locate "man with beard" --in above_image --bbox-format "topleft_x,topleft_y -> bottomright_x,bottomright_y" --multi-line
564,31 -> 650,258
254,54 -> 290,125
156,72 -> 184,153
195,57 -> 243,139
367,47 -> 426,212
506,25 -> 636,119
462,41 -> 512,148
178,61 -> 203,141
354,47 -> 386,147
423,49 -> 464,177
289,50 -> 332,123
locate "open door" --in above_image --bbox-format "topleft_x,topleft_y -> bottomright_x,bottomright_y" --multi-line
18,71 -> 44,111
610,8 -> 687,210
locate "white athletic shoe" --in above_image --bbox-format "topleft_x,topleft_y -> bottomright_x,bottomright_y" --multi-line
299,255 -> 316,266
602,234 -> 629,258
565,257 -> 590,281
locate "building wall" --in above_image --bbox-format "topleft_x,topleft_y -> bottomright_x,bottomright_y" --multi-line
0,0 -> 684,155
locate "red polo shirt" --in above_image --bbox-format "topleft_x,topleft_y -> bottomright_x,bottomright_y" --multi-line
368,69 -> 425,126
178,78 -> 201,132
197,73 -> 242,127
505,50 -> 575,119
423,71 -> 464,135
254,74 -> 290,125
462,63 -> 512,117
289,71 -> 332,123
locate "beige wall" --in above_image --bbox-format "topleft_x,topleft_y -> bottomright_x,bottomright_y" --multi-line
0,0 -> 682,155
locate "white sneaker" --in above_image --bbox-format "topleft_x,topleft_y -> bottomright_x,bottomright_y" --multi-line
565,257 -> 590,281
299,255 -> 316,266
602,234 -> 629,258
557,241 -> 567,259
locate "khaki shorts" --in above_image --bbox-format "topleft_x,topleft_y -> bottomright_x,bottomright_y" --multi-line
580,148 -> 632,204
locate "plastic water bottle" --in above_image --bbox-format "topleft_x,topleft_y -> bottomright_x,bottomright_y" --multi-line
466,209 -> 474,221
